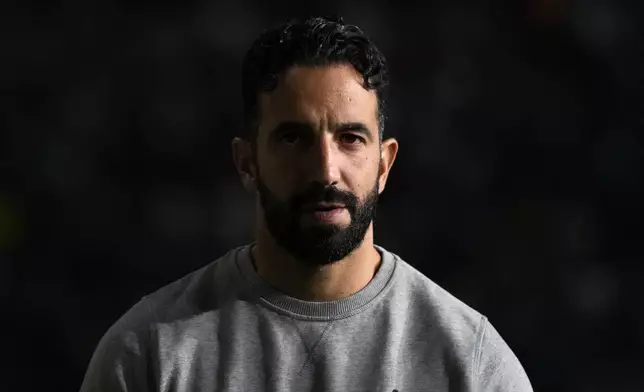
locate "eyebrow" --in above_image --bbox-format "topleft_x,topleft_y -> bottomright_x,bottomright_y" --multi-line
269,121 -> 374,142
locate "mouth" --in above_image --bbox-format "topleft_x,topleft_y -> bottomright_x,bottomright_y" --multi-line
302,203 -> 345,212
302,204 -> 347,222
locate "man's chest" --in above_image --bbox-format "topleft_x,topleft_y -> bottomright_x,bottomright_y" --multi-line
150,319 -> 472,392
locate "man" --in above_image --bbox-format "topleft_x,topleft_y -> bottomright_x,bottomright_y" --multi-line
80,16 -> 533,392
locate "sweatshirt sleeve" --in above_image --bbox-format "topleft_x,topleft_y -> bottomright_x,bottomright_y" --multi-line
473,316 -> 534,392
79,298 -> 154,392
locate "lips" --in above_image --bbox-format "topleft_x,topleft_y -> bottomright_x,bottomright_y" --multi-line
303,203 -> 345,212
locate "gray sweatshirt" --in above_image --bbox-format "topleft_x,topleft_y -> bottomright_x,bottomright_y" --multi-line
80,243 -> 533,392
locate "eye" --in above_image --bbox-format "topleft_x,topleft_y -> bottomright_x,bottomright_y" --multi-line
340,133 -> 365,145
280,131 -> 301,144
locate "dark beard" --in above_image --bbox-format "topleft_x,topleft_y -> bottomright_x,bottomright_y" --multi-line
256,175 -> 379,266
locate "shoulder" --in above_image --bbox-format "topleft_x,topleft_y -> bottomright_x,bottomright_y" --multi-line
79,296 -> 155,391
142,244 -> 246,323
383,247 -> 533,391
474,318 -> 534,391
380,247 -> 486,366
385,247 -> 485,338
80,246 -> 246,391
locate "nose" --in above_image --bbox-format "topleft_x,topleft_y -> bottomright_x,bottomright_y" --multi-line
310,134 -> 341,185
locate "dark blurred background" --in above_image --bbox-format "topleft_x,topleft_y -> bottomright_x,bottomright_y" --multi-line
2,0 -> 643,390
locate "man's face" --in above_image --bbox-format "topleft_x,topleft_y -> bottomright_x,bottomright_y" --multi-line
253,64 -> 383,266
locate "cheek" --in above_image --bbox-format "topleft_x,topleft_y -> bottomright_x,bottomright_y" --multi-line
265,152 -> 312,185
257,160 -> 297,198
350,157 -> 380,195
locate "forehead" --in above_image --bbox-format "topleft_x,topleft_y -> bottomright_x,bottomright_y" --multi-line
257,64 -> 378,136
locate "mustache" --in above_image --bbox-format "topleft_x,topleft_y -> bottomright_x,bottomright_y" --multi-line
290,183 -> 358,210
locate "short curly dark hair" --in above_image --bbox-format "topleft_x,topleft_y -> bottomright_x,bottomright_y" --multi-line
241,16 -> 389,144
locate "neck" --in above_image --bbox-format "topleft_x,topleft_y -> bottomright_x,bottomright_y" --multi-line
251,225 -> 382,302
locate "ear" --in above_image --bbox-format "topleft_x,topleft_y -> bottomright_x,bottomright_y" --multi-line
377,137 -> 399,194
232,137 -> 258,193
